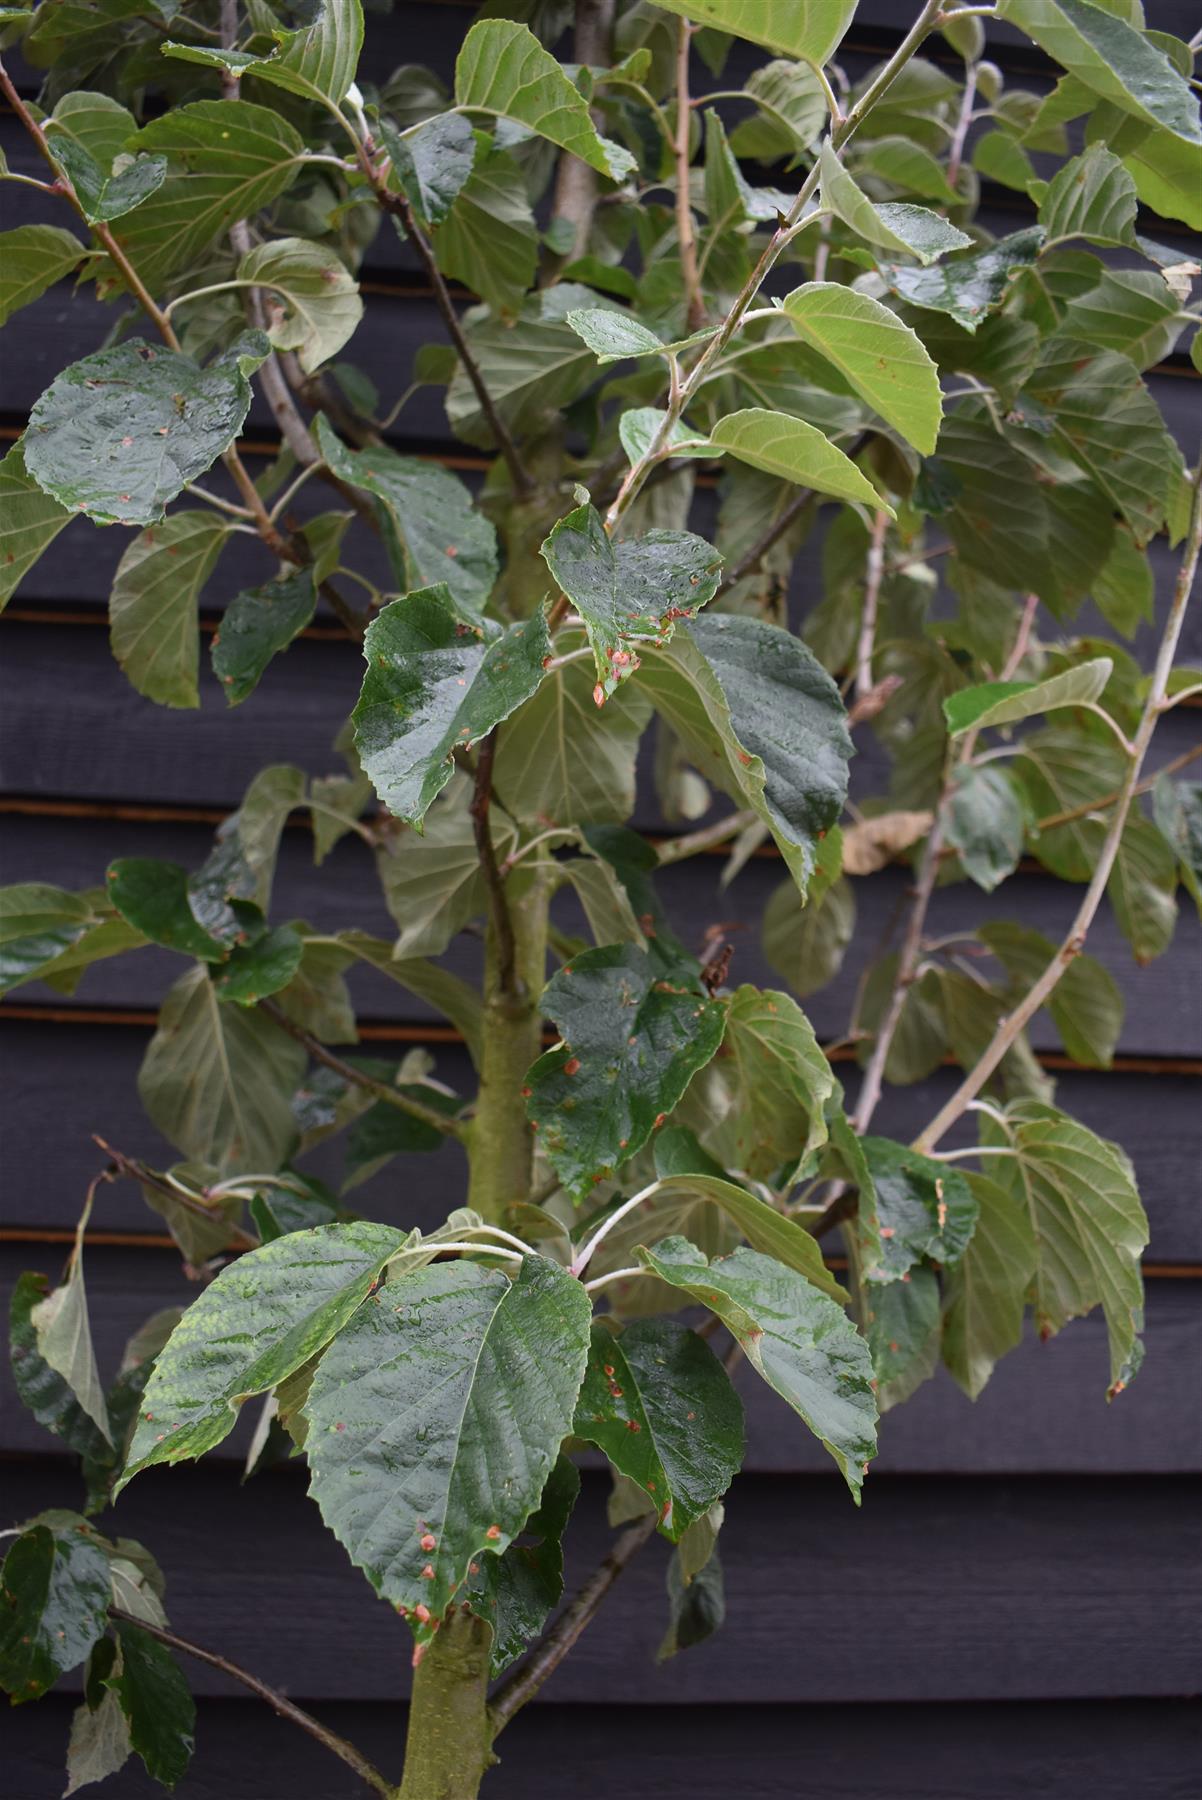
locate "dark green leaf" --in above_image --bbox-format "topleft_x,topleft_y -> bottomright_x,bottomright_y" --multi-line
942,1171 -> 1037,1399
0,1524 -> 110,1702
657,1543 -> 724,1662
463,1454 -> 580,1676
859,1139 -> 978,1280
353,587 -> 551,825
999,0 -> 1201,144
573,1320 -> 744,1538
541,495 -> 722,700
53,136 -> 166,224
943,657 -> 1112,734
0,439 -> 73,611
304,1254 -> 591,1651
343,1090 -> 456,1191
1153,774 -> 1202,909
10,1273 -> 113,1468
525,944 -> 726,1200
25,335 -> 268,528
105,859 -> 230,960
637,1238 -> 877,1498
211,569 -> 317,706
107,1620 -> 194,1790
864,1264 -> 940,1408
210,925 -> 305,1006
110,513 -> 231,709
880,227 -> 1044,331
380,113 -> 476,227
118,1221 -> 408,1486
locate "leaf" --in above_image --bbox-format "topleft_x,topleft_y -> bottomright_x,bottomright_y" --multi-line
117,1220 -> 407,1486
864,1265 -> 940,1409
941,1170 -> 1038,1399
818,143 -> 972,264
635,614 -> 853,898
65,1684 -> 132,1795
565,308 -> 668,363
762,873 -> 855,998
712,985 -> 834,1183
352,588 -> 551,826
0,1525 -> 110,1702
221,763 -> 307,912
314,419 -> 498,618
859,1139 -> 979,1281
10,1273 -> 113,1469
998,0 -> 1201,143
455,20 -> 634,181
211,569 -> 317,706
781,283 -> 943,455
525,944 -> 726,1201
137,965 -> 307,1174
858,961 -> 948,1088
560,856 -> 647,954
981,1099 -> 1148,1393
109,512 -> 231,709
640,0 -> 855,69
105,858 -> 232,960
1091,526 -> 1155,638
704,109 -> 793,229
488,647 -> 649,827
1053,267 -> 1184,373
710,408 -> 893,514
980,920 -> 1124,1067
943,656 -> 1112,734
0,439 -> 73,612
104,1620 -> 194,1789
1120,119 -> 1202,229
646,1169 -> 848,1305
342,1088 -> 456,1192
444,286 -> 595,445
0,224 -> 84,326
463,1454 -> 580,1676
855,136 -> 961,202
52,136 -> 166,224
1108,811 -> 1179,963
637,1239 -> 877,1498
1038,144 -> 1138,246
1024,342 -> 1173,546
379,111 -> 476,227
573,1320 -> 743,1539
237,238 -> 362,375
727,59 -> 826,159
371,784 -> 517,966
580,826 -> 696,981
46,91 -> 138,167
164,0 -> 363,107
211,925 -> 305,1006
432,145 -> 540,316
617,407 -> 713,466
29,1245 -> 111,1446
658,1543 -> 724,1661
540,496 -> 722,700
304,1254 -> 591,1651
1153,774 -> 1202,910
972,128 -> 1038,192
945,764 -> 1027,891
25,334 -> 268,528
102,101 -> 305,298
879,226 -> 1045,331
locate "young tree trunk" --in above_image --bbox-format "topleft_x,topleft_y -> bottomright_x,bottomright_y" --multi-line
466,868 -> 551,1222
398,1609 -> 495,1800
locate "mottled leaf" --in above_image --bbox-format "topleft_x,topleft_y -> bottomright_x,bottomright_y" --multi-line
380,111 -> 476,228
0,1525 -> 110,1702
859,1139 -> 979,1281
945,764 -> 1026,891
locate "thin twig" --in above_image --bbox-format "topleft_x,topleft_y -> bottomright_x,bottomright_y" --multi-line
488,1511 -> 659,1733
856,508 -> 890,702
674,16 -> 705,330
92,1136 -> 259,1251
107,1608 -> 394,1799
914,470 -> 1202,1152
470,731 -> 518,995
1034,741 -> 1202,831
655,809 -> 757,864
946,58 -> 978,188
257,999 -> 468,1140
714,487 -> 813,598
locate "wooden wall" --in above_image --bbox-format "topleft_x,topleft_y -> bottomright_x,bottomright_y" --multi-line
3,3 -> 1200,1794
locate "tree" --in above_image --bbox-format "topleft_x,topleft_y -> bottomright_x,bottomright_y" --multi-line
1,0 -> 1199,1794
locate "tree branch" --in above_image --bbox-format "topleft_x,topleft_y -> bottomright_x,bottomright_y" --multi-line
108,1608 -> 394,1799
913,472 -> 1202,1152
674,16 -> 705,330
856,509 -> 890,702
257,999 -> 468,1140
92,1137 -> 259,1252
487,1511 -> 659,1733
470,731 -> 518,995
546,0 -> 615,264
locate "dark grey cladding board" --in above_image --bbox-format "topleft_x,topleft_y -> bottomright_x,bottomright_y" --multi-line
3,617 -> 1199,807
1,1243 -> 1197,1473
1,1017 -> 1197,1256
3,1459 -> 1198,1704
8,1698 -> 1202,1800
3,811 -> 1201,1060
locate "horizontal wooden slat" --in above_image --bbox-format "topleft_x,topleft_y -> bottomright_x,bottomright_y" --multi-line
9,1696 -> 1201,1800
2,1244 -> 1196,1473
3,810 -> 1199,1057
3,1460 -> 1197,1704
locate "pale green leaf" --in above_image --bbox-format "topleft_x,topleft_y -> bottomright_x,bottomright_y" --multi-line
942,1171 -> 1038,1399
980,919 -> 1124,1066
646,1169 -> 847,1305
617,408 -> 714,465
456,20 -> 634,181
1038,144 -> 1138,245
819,143 -> 972,264
65,1686 -> 133,1795
781,283 -> 943,455
370,778 -> 517,963
637,0 -> 856,69
237,238 -> 362,374
565,308 -> 666,363
762,873 -> 855,998
445,286 -> 596,444
710,408 -> 893,513
855,137 -> 961,203
711,984 -> 834,1184
0,439 -> 73,612
943,656 -> 1113,734
163,0 -> 363,108
493,647 -> 650,827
